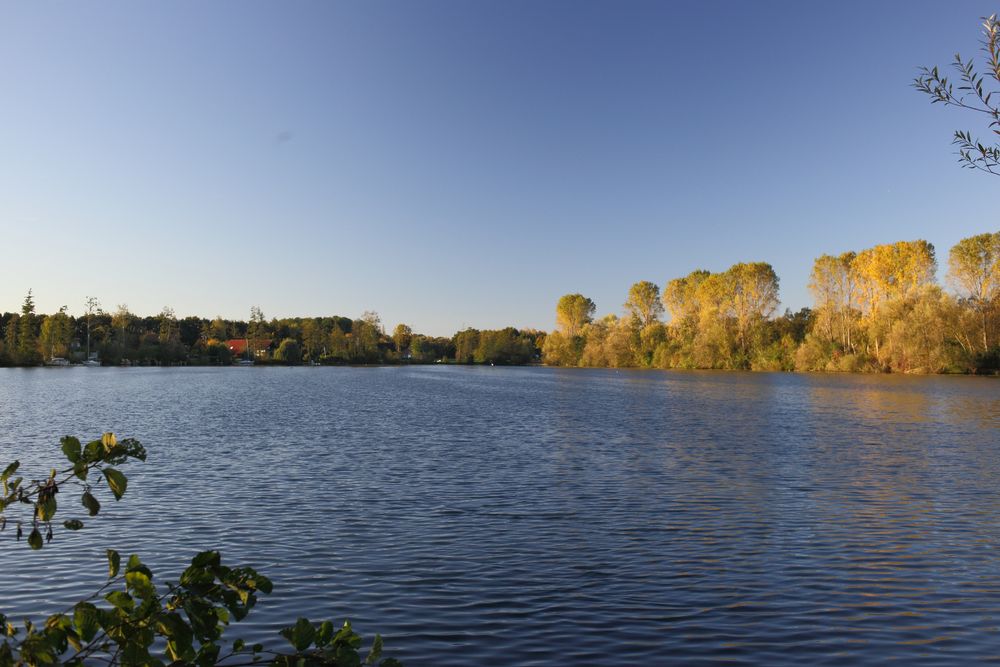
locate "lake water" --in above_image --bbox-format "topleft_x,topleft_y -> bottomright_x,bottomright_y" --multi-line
0,366 -> 998,665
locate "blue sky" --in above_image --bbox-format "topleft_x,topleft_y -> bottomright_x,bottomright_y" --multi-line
1,1 -> 997,335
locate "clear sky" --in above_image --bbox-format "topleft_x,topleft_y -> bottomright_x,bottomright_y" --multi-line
1,1 -> 997,335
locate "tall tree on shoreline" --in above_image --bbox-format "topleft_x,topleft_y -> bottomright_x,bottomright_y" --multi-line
16,290 -> 40,365
555,294 -> 595,337
948,232 -> 1000,352
624,281 -> 664,327
84,295 -> 100,361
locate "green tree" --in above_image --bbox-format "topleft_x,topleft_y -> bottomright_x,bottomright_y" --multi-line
248,306 -> 269,360
207,316 -> 230,342
300,319 -> 326,361
112,304 -> 133,362
273,338 -> 302,363
39,307 -> 72,361
452,328 -> 480,364
4,314 -> 19,364
16,290 -> 41,366
84,296 -> 100,363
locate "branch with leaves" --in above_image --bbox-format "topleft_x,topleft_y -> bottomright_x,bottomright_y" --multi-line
914,13 -> 1000,174
0,435 -> 400,666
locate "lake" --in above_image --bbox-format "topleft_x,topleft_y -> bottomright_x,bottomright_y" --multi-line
0,366 -> 998,665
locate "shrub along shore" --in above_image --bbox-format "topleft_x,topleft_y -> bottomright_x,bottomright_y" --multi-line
3,232 -> 998,374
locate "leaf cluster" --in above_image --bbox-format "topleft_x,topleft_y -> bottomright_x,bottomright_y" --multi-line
0,437 -> 400,666
914,14 -> 1000,174
1,434 -> 146,551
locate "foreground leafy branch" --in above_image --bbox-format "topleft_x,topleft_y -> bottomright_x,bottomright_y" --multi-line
914,13 -> 1000,175
0,435 -> 400,666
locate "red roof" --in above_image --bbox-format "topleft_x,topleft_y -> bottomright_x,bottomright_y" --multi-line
226,339 -> 271,354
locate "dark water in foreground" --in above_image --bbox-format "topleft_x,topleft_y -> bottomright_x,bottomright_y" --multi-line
0,366 -> 998,665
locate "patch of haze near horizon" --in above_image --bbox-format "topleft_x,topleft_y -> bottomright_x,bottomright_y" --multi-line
1,1 -> 997,337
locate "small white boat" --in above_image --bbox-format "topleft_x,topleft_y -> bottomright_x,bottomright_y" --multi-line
47,357 -> 71,367
82,359 -> 101,367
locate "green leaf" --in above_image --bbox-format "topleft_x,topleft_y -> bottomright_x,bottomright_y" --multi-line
232,638 -> 245,652
280,617 -> 316,651
107,549 -> 121,578
365,634 -> 383,665
1,461 -> 18,495
191,551 -> 221,568
104,468 -> 127,500
83,440 -> 102,462
63,519 -> 84,530
73,603 -> 99,642
27,528 -> 43,550
36,496 -> 57,522
60,436 -> 82,463
104,590 -> 134,612
73,461 -> 88,481
1,461 -> 18,481
81,491 -> 100,517
316,620 -> 334,646
126,554 -> 152,577
125,571 -> 156,600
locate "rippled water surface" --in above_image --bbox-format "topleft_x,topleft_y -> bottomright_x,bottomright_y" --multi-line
1,366 -> 999,665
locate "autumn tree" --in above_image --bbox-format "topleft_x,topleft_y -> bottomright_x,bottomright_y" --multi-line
726,262 -> 780,360
948,231 -> 1000,351
392,324 -> 413,354
555,294 -> 596,337
851,240 -> 937,365
808,252 -> 858,351
38,307 -> 72,361
624,281 -> 664,327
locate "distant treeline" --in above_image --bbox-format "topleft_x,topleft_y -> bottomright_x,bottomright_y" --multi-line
2,231 -> 997,373
0,302 -> 544,367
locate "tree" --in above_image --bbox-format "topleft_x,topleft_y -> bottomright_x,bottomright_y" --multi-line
948,231 -> 1000,351
915,14 -> 1000,175
248,306 -> 268,360
39,307 -> 72,361
84,296 -> 100,362
624,281 -> 664,327
726,262 -> 780,359
392,324 -> 413,354
555,294 -> 595,337
4,314 -> 19,364
452,328 -> 480,364
112,304 -> 133,361
808,252 -> 857,350
301,319 -> 326,362
207,316 -> 230,342
273,338 -> 302,364
16,290 -> 41,366
0,434 -> 400,665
